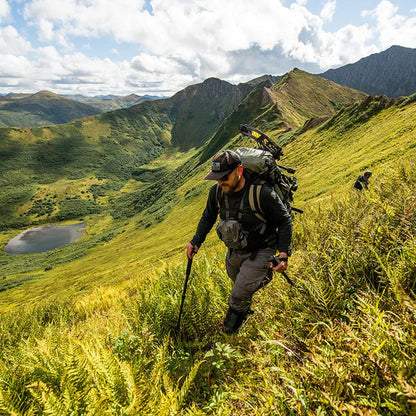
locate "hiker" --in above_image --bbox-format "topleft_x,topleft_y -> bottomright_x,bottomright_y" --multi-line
186,149 -> 293,334
354,170 -> 372,191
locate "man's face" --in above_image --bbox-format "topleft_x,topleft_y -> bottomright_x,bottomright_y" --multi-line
217,168 -> 240,194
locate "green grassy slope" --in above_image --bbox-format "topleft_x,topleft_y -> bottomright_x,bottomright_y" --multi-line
202,69 -> 366,161
0,89 -> 413,310
0,77 -> 261,231
269,68 -> 367,129
0,111 -> 173,230
0,88 -> 415,414
0,91 -> 101,127
169,77 -> 254,150
282,94 -> 416,204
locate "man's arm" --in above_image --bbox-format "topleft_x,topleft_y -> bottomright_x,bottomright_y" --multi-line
260,185 -> 293,255
187,184 -> 219,257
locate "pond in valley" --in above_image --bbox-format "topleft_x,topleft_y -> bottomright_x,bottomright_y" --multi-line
4,223 -> 86,254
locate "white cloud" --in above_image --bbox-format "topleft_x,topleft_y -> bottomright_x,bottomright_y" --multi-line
0,0 -> 10,20
21,0 -> 334,58
0,0 -> 414,96
320,0 -> 336,22
23,0 -> 150,41
0,41 -> 192,95
363,0 -> 416,48
0,25 -> 32,54
131,53 -> 189,75
0,53 -> 46,92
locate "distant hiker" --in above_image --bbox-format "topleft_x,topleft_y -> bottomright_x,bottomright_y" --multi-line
186,150 -> 293,334
354,170 -> 372,191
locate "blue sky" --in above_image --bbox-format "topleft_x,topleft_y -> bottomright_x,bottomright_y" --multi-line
0,0 -> 415,97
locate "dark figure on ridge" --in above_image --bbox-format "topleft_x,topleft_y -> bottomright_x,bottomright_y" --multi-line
354,170 -> 372,191
186,150 -> 293,334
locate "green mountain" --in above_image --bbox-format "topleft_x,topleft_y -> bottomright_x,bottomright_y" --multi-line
0,91 -> 102,127
201,68 -> 366,160
0,76 -> 261,229
168,77 -> 256,150
0,69 -> 371,284
64,93 -> 162,112
320,45 -> 416,97
0,92 -> 31,102
0,71 -> 367,230
1,70 -> 416,414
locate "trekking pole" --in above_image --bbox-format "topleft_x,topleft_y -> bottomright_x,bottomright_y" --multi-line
281,271 -> 295,287
268,255 -> 295,287
176,255 -> 194,332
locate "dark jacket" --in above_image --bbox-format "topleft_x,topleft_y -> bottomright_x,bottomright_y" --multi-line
354,174 -> 370,190
191,180 -> 293,254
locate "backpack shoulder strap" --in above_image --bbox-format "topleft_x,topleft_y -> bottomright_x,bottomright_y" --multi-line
215,183 -> 223,209
248,182 -> 267,223
216,183 -> 232,219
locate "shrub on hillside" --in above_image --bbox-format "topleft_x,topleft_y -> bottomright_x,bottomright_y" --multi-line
56,196 -> 100,221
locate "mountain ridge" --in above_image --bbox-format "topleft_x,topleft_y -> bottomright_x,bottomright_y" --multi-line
0,91 -> 102,127
320,45 -> 416,97
1,47 -> 416,415
200,68 -> 366,162
0,69 -> 366,230
0,91 -> 163,127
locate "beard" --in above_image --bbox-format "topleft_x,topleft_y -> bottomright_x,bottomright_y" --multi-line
220,176 -> 241,194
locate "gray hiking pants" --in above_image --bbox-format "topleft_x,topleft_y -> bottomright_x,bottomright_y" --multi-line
225,247 -> 275,312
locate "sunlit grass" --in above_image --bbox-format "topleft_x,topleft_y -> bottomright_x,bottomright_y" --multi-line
1,159 -> 415,414
1,94 -> 416,414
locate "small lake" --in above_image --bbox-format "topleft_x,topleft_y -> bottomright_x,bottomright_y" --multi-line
4,223 -> 86,255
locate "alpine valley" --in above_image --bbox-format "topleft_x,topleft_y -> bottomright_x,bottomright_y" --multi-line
0,46 -> 415,415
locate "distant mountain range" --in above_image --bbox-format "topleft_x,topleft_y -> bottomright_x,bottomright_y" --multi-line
0,45 -> 414,129
0,91 -> 101,127
0,68 -> 366,228
63,93 -> 162,112
320,45 -> 416,97
0,91 -> 161,127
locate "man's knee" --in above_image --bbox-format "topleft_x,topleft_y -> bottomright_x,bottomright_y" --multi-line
229,294 -> 251,312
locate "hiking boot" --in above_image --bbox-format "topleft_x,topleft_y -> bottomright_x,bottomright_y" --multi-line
222,308 -> 254,334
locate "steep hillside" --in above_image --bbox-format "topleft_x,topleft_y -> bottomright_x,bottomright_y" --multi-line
268,68 -> 366,129
0,77 -> 258,229
201,69 -> 366,161
320,45 -> 416,97
0,91 -> 102,127
280,94 -> 416,204
1,72 -> 416,415
0,106 -> 175,229
169,77 -> 255,150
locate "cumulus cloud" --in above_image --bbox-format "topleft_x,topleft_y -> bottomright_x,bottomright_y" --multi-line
320,0 -> 336,22
362,0 -> 416,48
0,0 -> 10,20
0,25 -> 32,54
0,0 -> 415,95
22,0 -> 380,72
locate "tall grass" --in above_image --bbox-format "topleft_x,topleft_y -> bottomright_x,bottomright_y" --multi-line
0,159 -> 415,415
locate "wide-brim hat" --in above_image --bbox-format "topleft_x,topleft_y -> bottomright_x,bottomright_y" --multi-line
204,150 -> 241,180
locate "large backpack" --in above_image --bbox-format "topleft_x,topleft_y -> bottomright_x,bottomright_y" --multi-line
234,147 -> 301,222
215,124 -> 302,223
